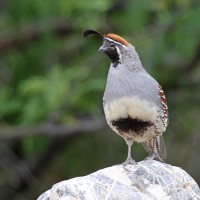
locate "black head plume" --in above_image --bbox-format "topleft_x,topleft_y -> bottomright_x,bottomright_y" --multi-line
82,29 -> 103,38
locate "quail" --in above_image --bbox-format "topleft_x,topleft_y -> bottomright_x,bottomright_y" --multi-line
83,29 -> 168,164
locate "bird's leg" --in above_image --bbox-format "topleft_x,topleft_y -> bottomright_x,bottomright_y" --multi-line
122,140 -> 136,165
145,137 -> 164,162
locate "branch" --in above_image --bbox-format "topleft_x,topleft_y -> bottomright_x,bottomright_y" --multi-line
185,40 -> 200,72
0,19 -> 74,53
0,118 -> 108,200
1,136 -> 79,200
0,118 -> 107,140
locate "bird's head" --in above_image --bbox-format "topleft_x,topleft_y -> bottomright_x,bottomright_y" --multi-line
83,29 -> 131,67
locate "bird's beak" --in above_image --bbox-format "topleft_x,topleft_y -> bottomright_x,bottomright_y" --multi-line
99,45 -> 106,52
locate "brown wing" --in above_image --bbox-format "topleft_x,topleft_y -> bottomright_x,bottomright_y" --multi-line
142,84 -> 168,160
158,84 -> 168,127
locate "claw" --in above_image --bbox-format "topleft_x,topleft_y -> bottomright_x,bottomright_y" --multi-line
144,152 -> 165,163
122,158 -> 136,166
144,137 -> 166,163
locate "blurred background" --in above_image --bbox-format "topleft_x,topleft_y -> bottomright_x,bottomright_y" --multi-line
0,0 -> 199,199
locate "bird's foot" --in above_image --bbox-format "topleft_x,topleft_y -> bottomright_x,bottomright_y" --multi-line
144,152 -> 165,163
122,158 -> 136,166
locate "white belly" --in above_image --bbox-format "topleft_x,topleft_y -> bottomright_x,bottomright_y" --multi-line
103,96 -> 165,142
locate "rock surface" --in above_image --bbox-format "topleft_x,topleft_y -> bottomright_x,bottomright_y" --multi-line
38,160 -> 200,200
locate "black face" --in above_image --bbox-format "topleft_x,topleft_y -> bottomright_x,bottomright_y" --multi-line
104,45 -> 119,63
100,40 -> 120,66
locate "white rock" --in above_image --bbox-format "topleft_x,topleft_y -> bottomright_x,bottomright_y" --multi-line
37,160 -> 200,200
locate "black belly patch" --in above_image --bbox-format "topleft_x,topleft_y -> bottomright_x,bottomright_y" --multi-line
111,117 -> 153,134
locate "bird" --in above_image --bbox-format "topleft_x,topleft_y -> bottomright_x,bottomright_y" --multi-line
83,29 -> 168,164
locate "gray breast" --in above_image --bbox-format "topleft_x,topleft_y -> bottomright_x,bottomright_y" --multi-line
103,65 -> 160,108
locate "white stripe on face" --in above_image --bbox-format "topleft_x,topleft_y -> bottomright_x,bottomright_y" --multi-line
115,46 -> 122,61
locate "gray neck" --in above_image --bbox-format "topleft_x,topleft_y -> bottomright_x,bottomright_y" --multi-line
116,44 -> 145,73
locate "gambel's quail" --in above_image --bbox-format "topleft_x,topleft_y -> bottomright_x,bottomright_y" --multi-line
83,29 -> 168,164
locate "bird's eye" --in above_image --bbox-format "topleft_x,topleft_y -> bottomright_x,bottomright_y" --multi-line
110,44 -> 115,48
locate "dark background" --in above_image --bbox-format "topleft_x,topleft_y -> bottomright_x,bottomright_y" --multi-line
0,0 -> 199,199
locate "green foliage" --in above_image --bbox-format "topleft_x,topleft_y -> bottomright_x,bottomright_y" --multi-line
15,64 -> 105,124
0,87 -> 22,118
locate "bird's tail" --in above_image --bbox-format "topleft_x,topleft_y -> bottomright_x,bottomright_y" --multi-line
142,135 -> 167,160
